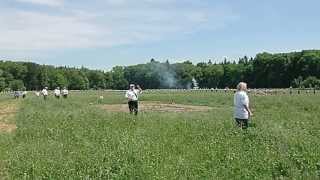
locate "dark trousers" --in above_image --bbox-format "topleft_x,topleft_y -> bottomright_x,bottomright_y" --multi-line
128,101 -> 138,115
235,118 -> 248,129
63,94 -> 68,99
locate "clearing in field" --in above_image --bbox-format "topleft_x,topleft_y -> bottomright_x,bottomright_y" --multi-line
0,123 -> 16,133
100,101 -> 212,112
0,100 -> 18,133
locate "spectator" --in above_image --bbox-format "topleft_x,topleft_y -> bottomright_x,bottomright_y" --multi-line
54,87 -> 61,99
234,82 -> 253,129
42,87 -> 49,100
62,87 -> 69,99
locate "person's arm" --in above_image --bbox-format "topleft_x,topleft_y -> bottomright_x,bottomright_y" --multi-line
136,85 -> 142,93
242,95 -> 253,117
244,104 -> 253,117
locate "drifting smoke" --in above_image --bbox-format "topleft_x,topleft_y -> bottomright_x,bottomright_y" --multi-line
150,62 -> 178,88
160,71 -> 177,88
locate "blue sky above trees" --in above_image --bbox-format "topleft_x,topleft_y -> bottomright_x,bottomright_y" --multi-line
0,0 -> 319,70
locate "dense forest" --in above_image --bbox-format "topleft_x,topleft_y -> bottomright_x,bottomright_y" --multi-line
1,50 -> 320,91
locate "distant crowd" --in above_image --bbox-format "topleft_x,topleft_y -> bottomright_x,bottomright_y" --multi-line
13,87 -> 69,100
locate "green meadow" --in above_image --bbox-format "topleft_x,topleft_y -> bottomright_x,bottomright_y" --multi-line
0,91 -> 319,179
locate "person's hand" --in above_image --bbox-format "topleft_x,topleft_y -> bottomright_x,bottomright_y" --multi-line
249,111 -> 253,117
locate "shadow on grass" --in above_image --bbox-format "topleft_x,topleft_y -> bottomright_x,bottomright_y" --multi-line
248,123 -> 257,128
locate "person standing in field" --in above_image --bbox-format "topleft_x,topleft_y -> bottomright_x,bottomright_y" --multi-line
125,84 -> 142,115
14,91 -> 20,99
54,87 -> 61,99
234,82 -> 253,129
62,87 -> 69,99
42,87 -> 49,100
22,90 -> 27,99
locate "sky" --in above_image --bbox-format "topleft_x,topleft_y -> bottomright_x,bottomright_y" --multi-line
0,0 -> 320,70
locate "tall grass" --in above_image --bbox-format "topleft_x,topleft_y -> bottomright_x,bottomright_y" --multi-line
0,91 -> 319,179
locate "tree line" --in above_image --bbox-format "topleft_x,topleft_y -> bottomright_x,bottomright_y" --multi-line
1,50 -> 320,91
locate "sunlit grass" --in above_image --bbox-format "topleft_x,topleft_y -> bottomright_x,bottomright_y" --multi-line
0,91 -> 319,179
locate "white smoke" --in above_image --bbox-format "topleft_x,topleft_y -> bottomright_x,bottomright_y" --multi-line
150,62 -> 178,88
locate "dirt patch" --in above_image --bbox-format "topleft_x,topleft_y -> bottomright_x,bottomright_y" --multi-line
0,122 -> 16,133
100,101 -> 212,113
0,101 -> 18,133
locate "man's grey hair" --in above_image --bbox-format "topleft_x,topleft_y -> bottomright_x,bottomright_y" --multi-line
237,82 -> 247,91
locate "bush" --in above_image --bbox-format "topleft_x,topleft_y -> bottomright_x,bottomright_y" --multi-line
302,76 -> 320,88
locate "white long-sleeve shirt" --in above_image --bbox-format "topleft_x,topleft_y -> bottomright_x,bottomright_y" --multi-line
62,89 -> 68,95
234,91 -> 249,119
42,89 -> 48,96
125,89 -> 141,101
54,89 -> 61,96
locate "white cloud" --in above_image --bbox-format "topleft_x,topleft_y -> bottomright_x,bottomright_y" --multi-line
16,0 -> 64,7
0,10 -> 110,50
0,1 -> 237,51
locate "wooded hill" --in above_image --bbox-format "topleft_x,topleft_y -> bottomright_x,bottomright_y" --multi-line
1,50 -> 320,91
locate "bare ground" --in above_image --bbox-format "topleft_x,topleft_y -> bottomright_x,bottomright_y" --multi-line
100,101 -> 212,113
0,123 -> 16,133
0,100 -> 18,133
0,100 -> 19,179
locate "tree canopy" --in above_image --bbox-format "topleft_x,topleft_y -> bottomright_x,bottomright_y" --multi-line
1,50 -> 320,90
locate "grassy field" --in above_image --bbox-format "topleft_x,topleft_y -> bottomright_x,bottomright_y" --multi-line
0,91 -> 320,179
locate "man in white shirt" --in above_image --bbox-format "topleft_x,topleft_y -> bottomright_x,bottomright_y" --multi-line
22,90 -> 27,99
54,87 -> 61,99
42,87 -> 49,100
234,82 -> 253,129
62,87 -> 69,99
125,84 -> 142,115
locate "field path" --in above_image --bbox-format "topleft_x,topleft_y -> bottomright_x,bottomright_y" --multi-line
0,98 -> 20,179
0,99 -> 19,133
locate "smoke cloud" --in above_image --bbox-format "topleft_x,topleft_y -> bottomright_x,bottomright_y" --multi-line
149,62 -> 178,88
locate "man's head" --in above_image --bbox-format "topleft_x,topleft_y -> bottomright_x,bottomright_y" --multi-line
130,84 -> 135,90
237,82 -> 247,91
